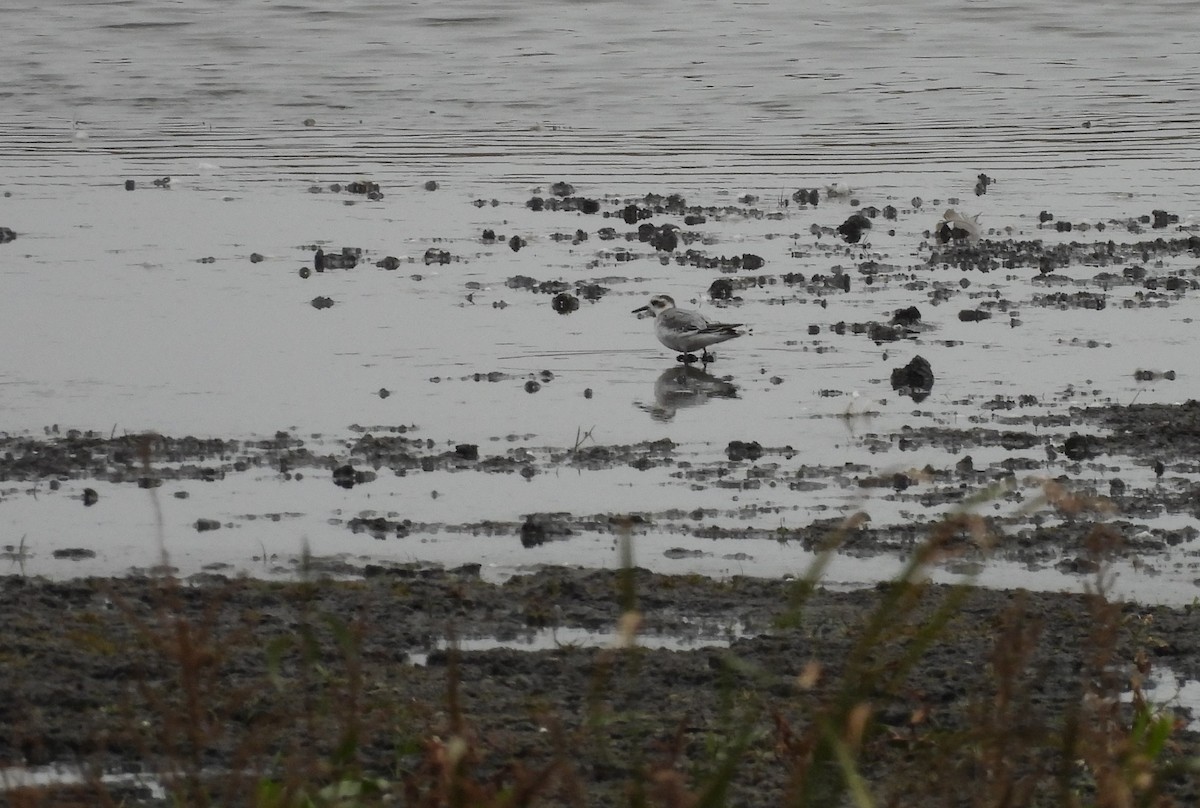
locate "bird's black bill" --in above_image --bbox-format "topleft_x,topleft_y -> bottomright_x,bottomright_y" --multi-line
632,305 -> 650,314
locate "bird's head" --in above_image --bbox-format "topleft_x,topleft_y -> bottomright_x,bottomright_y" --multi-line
632,294 -> 676,317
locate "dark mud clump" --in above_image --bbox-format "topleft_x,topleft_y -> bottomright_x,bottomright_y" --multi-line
313,247 -> 360,271
890,354 -> 934,402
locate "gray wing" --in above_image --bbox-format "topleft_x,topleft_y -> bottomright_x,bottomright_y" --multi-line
661,308 -> 742,334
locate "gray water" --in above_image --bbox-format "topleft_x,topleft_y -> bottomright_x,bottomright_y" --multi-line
1,0 -> 1199,599
6,0 -> 1200,173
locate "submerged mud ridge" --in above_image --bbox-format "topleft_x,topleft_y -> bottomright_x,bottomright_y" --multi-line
1,568 -> 1198,805
3,400 -> 1200,591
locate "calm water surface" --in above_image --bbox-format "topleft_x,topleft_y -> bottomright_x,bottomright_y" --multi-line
1,0 -> 1199,599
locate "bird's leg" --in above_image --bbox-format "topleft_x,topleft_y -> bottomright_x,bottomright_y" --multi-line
700,348 -> 714,364
678,353 -> 698,364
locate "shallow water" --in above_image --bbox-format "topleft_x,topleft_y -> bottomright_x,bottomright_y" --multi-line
1,0 -> 1198,601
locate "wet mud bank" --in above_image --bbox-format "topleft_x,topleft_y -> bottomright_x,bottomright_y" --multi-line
2,567 -> 1199,805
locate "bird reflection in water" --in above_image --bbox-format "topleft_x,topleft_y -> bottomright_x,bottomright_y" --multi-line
639,365 -> 739,421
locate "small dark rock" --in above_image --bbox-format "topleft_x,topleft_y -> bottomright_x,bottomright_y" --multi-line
622,204 -> 645,224
311,247 -> 359,270
1151,209 -> 1177,229
891,306 -> 922,327
650,225 -> 679,252
709,279 -> 734,300
837,214 -> 871,244
552,292 -> 580,314
332,464 -> 375,489
726,440 -> 763,462
423,248 -> 451,265
792,188 -> 820,206
332,465 -> 356,488
868,323 -> 904,343
890,355 -> 934,402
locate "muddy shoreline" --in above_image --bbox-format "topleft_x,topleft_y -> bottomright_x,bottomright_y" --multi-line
3,565 -> 1199,804
3,405 -> 1200,801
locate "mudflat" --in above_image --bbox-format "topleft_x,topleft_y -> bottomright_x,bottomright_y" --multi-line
3,564 -> 1198,805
